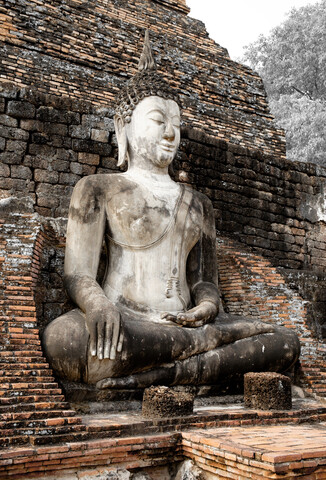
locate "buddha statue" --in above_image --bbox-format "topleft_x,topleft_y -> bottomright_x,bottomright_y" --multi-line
43,32 -> 300,390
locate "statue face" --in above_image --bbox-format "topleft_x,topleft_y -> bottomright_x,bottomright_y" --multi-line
126,96 -> 181,169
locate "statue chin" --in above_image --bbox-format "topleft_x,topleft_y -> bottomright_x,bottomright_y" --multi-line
42,33 -> 301,392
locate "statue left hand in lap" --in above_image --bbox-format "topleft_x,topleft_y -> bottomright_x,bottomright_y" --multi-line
42,32 -> 300,389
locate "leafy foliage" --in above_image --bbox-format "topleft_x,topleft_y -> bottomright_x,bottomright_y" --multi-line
242,0 -> 326,165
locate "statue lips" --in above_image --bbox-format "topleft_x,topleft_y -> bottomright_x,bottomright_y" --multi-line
160,142 -> 176,152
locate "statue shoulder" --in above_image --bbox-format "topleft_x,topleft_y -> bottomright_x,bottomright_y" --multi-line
185,185 -> 214,213
72,172 -> 126,199
69,173 -> 125,223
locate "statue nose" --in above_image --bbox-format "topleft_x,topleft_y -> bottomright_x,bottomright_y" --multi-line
163,122 -> 175,141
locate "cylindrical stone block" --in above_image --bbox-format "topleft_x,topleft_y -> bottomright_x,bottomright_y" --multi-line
142,386 -> 194,418
244,372 -> 292,410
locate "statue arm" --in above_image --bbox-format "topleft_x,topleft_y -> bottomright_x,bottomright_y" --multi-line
63,176 -> 122,360
163,194 -> 220,327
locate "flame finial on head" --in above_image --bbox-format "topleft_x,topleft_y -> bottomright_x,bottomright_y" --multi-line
138,30 -> 156,72
115,30 -> 180,125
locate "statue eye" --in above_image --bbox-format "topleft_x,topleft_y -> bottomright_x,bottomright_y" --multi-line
149,115 -> 165,124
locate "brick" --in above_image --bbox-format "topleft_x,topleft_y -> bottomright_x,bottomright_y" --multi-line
0,163 -> 10,177
59,172 -> 80,185
0,97 -> 5,113
0,125 -> 29,141
73,139 -> 111,156
91,128 -> 109,143
34,169 -> 59,184
11,165 -> 32,180
0,114 -> 18,127
70,162 -> 83,174
8,101 -> 36,119
77,152 -> 100,165
0,137 -> 5,151
69,125 -> 90,139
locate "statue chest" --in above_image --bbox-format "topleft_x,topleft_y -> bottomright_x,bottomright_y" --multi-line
105,189 -> 202,251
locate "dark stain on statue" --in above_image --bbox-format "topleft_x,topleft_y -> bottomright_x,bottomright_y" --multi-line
70,185 -> 103,224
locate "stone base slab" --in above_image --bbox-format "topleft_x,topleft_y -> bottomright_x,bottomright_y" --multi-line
2,399 -> 326,479
2,423 -> 326,479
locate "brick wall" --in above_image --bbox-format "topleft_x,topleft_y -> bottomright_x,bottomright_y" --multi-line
1,81 -> 326,275
178,128 -> 326,273
1,80 -> 326,340
217,236 -> 326,397
1,0 -> 326,404
1,199 -> 324,402
0,0 -> 285,157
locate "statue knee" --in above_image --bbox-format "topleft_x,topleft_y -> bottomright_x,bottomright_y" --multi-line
42,310 -> 89,383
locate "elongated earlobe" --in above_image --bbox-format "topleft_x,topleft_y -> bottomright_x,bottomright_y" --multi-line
114,115 -> 129,167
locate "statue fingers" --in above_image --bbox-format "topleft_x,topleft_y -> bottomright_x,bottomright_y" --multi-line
176,311 -> 196,325
89,321 -> 97,357
110,318 -> 121,360
117,332 -> 124,353
96,321 -> 105,360
161,312 -> 177,322
104,321 -> 113,359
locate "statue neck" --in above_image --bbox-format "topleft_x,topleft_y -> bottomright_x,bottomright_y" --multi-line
126,164 -> 175,188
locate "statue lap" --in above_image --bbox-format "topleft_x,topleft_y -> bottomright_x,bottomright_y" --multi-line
43,310 -> 300,386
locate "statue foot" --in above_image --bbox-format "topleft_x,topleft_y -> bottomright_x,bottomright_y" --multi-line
96,365 -> 176,389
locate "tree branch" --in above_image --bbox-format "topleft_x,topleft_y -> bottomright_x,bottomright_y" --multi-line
291,85 -> 313,100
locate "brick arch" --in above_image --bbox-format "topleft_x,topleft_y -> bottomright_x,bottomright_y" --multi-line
0,205 -> 83,447
217,235 -> 326,397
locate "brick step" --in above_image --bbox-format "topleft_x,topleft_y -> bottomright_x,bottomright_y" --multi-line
0,370 -> 54,383
0,356 -> 47,364
0,323 -> 39,331
0,415 -> 82,434
0,350 -> 44,357
0,435 -> 31,448
305,376 -> 326,383
0,315 -> 37,322
0,409 -> 78,422
0,344 -> 43,351
0,394 -> 65,405
0,387 -> 63,398
0,337 -> 41,345
1,332 -> 41,339
30,426 -> 89,446
0,362 -> 49,370
0,401 -> 72,414
1,424 -> 87,448
0,382 -> 59,391
1,429 -> 88,448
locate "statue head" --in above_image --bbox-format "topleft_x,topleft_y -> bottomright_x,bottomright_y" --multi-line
114,31 -> 181,168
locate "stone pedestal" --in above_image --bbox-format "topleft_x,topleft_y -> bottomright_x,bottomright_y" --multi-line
142,386 -> 194,418
244,372 -> 292,410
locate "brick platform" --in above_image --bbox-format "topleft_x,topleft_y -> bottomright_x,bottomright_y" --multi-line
182,423 -> 326,479
1,400 -> 326,479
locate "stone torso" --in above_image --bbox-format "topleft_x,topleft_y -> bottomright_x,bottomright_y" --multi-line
101,173 -> 203,321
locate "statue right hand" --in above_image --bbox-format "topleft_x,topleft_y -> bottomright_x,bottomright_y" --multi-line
86,300 -> 123,361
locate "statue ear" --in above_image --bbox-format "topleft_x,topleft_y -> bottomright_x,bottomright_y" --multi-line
114,115 -> 129,167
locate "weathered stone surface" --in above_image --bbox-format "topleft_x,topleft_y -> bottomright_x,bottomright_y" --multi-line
77,152 -> 100,165
34,169 -> 59,184
244,372 -> 292,410
42,42 -> 300,389
0,0 -> 285,157
142,386 -> 194,418
11,165 -> 32,180
8,100 -> 36,118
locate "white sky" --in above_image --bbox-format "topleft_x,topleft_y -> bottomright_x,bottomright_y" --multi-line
186,0 -> 321,60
